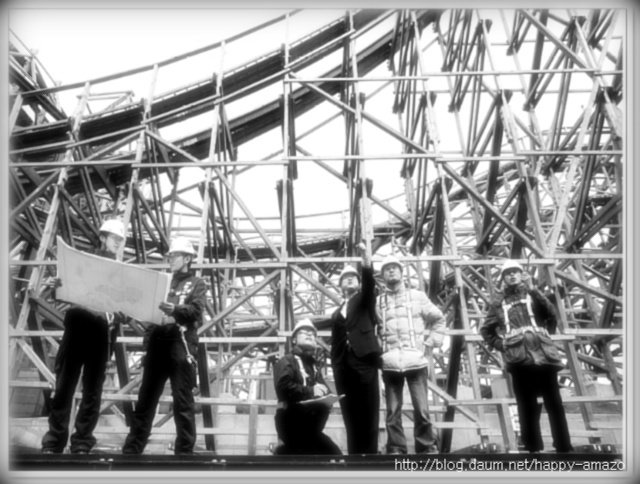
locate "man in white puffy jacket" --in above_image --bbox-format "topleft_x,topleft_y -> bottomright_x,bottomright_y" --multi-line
376,256 -> 445,454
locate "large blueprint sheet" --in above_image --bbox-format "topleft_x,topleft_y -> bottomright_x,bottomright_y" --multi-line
56,236 -> 171,323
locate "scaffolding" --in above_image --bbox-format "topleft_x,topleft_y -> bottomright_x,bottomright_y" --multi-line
9,8 -> 624,455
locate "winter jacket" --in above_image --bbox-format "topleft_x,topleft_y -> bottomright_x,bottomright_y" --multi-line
273,346 -> 336,451
143,270 -> 206,356
274,346 -> 328,404
376,285 -> 445,372
166,271 -> 207,329
480,283 -> 563,369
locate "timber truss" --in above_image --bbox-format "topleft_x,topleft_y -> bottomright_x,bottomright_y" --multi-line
9,8 -> 624,454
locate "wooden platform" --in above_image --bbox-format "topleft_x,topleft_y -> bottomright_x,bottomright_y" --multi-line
10,448 -> 623,472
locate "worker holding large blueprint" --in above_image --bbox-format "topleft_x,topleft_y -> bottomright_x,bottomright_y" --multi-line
42,219 -> 135,455
55,234 -> 171,324
122,237 -> 207,455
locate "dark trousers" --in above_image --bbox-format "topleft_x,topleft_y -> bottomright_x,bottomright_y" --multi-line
333,350 -> 380,454
274,407 -> 342,455
382,367 -> 438,454
42,308 -> 109,453
509,365 -> 573,452
123,327 -> 197,455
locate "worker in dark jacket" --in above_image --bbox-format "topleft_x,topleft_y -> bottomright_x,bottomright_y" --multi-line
273,319 -> 342,455
42,219 -> 127,454
329,256 -> 381,454
122,237 -> 207,455
480,260 -> 573,453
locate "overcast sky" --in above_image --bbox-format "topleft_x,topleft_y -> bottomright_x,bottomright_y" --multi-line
8,7 -> 439,227
9,8 -> 347,106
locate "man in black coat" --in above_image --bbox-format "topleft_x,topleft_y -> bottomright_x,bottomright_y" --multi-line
480,260 -> 573,453
42,219 -> 127,454
122,237 -> 207,455
273,319 -> 341,455
329,255 -> 381,454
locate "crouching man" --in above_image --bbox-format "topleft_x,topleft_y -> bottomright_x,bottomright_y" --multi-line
273,319 -> 342,455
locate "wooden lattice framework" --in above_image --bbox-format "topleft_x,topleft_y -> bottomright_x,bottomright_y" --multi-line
9,8 -> 625,454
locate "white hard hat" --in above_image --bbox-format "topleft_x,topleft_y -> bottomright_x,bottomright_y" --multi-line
338,265 -> 360,284
381,255 -> 403,273
500,260 -> 524,279
168,237 -> 197,256
291,319 -> 317,338
99,219 -> 125,239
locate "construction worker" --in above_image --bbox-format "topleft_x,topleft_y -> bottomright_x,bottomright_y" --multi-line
376,255 -> 445,454
42,218 -> 127,454
480,260 -> 573,453
328,258 -> 381,454
122,237 -> 206,455
273,319 -> 342,455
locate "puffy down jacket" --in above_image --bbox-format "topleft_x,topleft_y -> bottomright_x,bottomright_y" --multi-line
377,286 -> 445,372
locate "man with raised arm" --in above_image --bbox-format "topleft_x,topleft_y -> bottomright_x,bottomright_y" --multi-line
329,252 -> 381,454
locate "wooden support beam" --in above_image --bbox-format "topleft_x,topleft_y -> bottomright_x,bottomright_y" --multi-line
519,10 -> 588,70
197,271 -> 280,335
294,73 -> 546,258
441,293 -> 465,453
10,82 -> 92,386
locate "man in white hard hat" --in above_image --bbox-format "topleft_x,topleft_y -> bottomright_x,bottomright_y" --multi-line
327,255 -> 381,454
273,319 -> 341,455
123,236 -> 207,455
480,259 -> 573,453
42,218 -> 127,454
376,255 -> 445,454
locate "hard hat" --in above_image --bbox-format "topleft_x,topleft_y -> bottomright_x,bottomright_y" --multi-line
500,260 -> 524,279
338,265 -> 360,284
291,319 -> 317,338
99,219 -> 125,239
380,255 -> 403,273
168,236 -> 197,256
